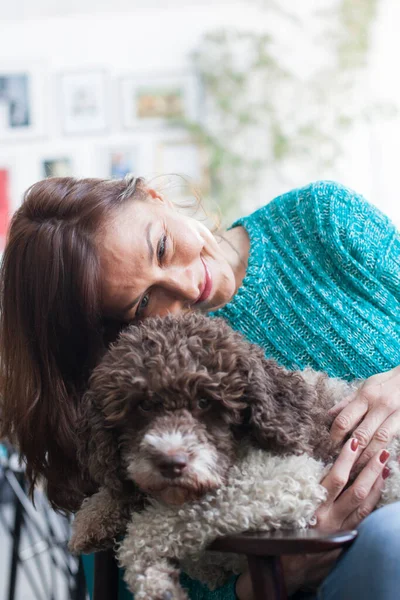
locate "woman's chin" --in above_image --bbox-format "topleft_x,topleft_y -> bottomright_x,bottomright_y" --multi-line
201,282 -> 236,313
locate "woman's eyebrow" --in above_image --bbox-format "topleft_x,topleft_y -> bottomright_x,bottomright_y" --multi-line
121,223 -> 154,315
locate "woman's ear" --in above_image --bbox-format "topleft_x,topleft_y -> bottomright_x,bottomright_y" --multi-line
146,188 -> 174,208
147,188 -> 163,201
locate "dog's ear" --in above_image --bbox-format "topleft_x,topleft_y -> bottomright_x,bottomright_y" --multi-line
240,346 -> 316,455
77,388 -> 125,493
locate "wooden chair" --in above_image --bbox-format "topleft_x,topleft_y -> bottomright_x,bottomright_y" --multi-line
93,528 -> 357,600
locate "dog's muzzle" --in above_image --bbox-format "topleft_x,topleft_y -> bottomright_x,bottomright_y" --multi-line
124,414 -> 226,504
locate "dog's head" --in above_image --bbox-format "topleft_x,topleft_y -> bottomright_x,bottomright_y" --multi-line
81,313 -> 316,505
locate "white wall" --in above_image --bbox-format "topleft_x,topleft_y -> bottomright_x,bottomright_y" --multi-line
1,0 -> 400,225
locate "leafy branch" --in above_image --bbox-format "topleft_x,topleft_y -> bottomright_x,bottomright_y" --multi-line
182,0 -> 382,223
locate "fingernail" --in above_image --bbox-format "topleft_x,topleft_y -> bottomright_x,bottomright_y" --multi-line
351,438 -> 359,451
380,450 -> 390,464
383,466 -> 390,480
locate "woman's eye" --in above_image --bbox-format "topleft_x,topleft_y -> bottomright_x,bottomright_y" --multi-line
197,398 -> 210,410
157,234 -> 167,263
137,294 -> 150,316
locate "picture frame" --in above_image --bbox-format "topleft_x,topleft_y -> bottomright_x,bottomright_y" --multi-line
60,70 -> 108,135
96,146 -> 140,180
108,148 -> 139,179
120,72 -> 200,129
42,157 -> 73,178
0,65 -> 46,141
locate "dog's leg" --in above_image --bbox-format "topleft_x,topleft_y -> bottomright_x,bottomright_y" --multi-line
118,525 -> 188,600
69,486 -> 131,554
118,505 -> 202,600
122,555 -> 188,600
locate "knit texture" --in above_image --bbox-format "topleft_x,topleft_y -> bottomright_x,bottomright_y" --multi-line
211,180 -> 400,380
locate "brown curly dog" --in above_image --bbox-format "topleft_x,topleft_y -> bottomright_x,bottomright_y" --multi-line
70,312 -> 350,554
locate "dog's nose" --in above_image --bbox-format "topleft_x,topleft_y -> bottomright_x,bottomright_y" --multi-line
158,454 -> 188,479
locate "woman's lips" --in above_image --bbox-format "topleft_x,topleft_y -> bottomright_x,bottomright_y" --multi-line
195,258 -> 212,304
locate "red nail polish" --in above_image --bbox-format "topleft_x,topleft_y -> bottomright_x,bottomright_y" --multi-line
383,466 -> 390,480
380,450 -> 390,464
351,438 -> 359,451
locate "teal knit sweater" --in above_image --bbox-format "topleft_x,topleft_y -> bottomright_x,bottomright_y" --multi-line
87,180 -> 400,600
212,180 -> 400,380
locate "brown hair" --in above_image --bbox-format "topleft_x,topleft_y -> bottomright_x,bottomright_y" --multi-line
0,176 -> 147,512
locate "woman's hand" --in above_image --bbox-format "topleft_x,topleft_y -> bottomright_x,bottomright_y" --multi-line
235,437 -> 389,600
284,438 -> 389,594
315,437 -> 389,531
330,366 -> 400,467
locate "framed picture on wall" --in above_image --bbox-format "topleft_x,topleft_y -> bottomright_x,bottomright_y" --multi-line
60,70 -> 108,135
42,157 -> 73,178
0,167 -> 10,251
0,66 -> 45,141
109,148 -> 138,179
97,146 -> 140,179
120,72 -> 200,129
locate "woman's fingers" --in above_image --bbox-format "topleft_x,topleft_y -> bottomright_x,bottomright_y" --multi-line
330,366 -> 400,446
333,448 -> 389,524
320,438 -> 360,505
342,468 -> 387,530
330,395 -> 368,444
316,439 -> 389,536
354,411 -> 400,468
328,392 -> 356,417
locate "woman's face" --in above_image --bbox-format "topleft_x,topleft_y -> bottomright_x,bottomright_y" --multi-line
98,191 -> 237,323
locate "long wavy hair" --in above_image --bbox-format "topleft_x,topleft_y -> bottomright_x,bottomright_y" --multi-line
0,175 -> 148,512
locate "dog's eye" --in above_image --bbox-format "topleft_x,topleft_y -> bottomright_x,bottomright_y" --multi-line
197,398 -> 210,410
138,399 -> 152,412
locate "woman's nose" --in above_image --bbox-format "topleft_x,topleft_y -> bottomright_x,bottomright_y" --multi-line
163,267 -> 200,304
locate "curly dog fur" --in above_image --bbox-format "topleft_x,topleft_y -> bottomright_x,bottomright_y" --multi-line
69,313 -> 400,599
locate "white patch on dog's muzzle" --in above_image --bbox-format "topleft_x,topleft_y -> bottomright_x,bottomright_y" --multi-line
125,428 -> 223,503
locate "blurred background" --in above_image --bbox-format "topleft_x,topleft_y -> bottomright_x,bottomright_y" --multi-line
0,0 -> 399,597
0,0 -> 400,233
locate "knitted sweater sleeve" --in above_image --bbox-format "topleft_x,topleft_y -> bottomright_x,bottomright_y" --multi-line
299,181 -> 400,300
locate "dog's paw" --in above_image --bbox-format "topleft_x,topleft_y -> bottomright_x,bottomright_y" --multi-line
160,590 -> 187,600
154,585 -> 188,600
132,583 -> 188,600
125,563 -> 188,600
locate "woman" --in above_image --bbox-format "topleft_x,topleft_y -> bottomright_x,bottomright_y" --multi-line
1,175 -> 400,599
